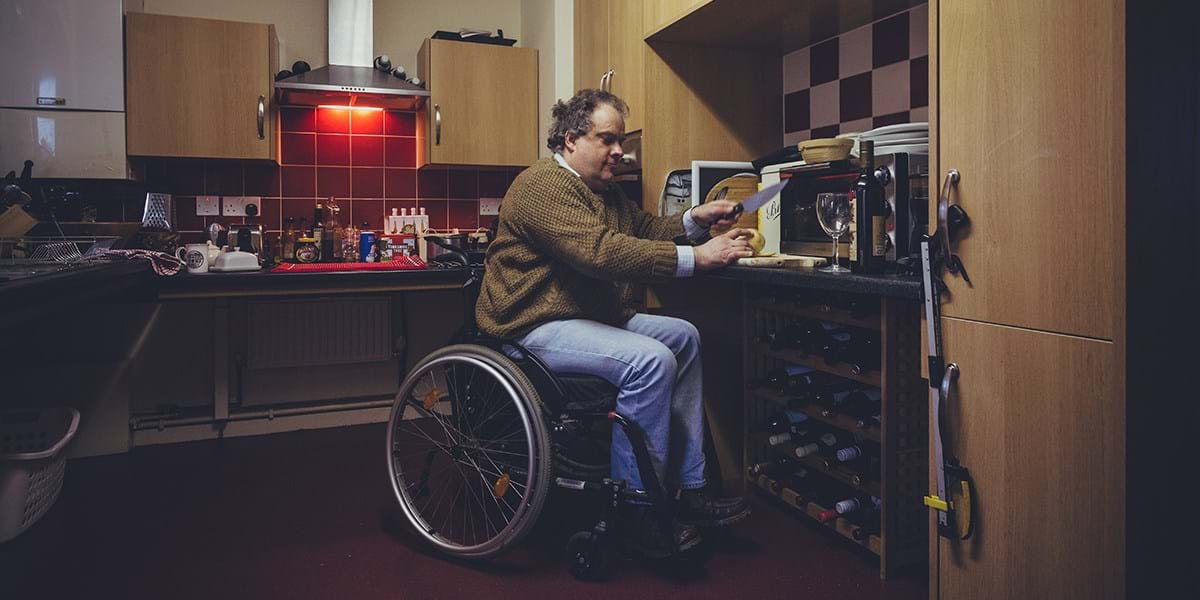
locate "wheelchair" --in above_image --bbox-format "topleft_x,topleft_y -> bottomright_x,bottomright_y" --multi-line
386,245 -> 685,580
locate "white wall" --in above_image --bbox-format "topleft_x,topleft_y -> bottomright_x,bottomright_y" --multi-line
521,0 -> 573,158
140,0 -> 525,78
141,0 -> 329,72
374,1 -> 523,78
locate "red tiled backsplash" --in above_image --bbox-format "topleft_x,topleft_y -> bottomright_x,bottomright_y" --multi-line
146,107 -> 522,244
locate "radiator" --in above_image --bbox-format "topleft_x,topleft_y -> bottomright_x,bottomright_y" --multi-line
246,297 -> 394,370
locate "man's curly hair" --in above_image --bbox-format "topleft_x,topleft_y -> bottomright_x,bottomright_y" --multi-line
546,89 -> 629,153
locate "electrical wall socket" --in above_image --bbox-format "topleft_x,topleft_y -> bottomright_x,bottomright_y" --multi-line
222,196 -> 247,217
222,196 -> 261,217
479,197 -> 502,216
196,196 -> 220,216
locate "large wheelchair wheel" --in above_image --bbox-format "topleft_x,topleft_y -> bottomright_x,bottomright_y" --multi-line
387,344 -> 552,559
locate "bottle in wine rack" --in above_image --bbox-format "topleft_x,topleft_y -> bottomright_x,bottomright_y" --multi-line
856,413 -> 881,430
845,333 -> 882,374
793,427 -> 845,459
758,364 -> 822,396
824,387 -> 881,420
850,502 -> 882,540
756,409 -> 811,446
818,495 -> 882,523
817,324 -> 853,366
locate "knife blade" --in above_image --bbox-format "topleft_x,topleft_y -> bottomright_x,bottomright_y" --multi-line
724,179 -> 789,221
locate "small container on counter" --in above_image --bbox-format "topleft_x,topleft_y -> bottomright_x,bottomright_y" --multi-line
295,237 -> 320,263
359,224 -> 376,263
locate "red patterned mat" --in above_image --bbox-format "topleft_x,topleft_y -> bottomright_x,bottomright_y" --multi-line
270,257 -> 427,273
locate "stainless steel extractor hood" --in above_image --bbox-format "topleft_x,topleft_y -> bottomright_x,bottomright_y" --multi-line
274,0 -> 429,110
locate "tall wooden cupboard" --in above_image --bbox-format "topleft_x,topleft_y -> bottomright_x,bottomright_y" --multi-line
928,1 -> 1125,598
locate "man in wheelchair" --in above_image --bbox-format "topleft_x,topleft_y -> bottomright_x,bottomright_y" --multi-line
474,89 -> 756,556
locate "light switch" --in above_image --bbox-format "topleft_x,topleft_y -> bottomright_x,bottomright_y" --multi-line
196,196 -> 220,216
479,197 -> 502,216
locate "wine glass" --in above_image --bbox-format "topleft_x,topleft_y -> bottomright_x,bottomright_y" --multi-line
815,192 -> 852,273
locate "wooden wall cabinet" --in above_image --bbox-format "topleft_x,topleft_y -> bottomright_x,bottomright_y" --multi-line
574,0 -> 645,132
416,39 -> 538,168
126,13 -> 278,161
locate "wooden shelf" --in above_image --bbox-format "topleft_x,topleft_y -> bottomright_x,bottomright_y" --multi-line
749,299 -> 882,331
750,387 -> 881,444
749,341 -> 882,387
748,468 -> 882,556
645,0 -> 923,56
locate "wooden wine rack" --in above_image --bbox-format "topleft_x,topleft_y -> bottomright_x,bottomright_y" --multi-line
743,288 -> 928,579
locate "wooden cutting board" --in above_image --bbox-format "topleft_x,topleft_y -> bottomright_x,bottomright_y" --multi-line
703,174 -> 760,234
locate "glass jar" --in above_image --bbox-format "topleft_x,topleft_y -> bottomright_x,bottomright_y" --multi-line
295,237 -> 320,263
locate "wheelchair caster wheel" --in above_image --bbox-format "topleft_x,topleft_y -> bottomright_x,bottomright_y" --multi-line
567,531 -> 612,581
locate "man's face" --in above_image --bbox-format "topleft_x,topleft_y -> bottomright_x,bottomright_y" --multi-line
563,103 -> 626,192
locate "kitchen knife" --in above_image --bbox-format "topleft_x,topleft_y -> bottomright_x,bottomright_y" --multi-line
724,179 -> 789,221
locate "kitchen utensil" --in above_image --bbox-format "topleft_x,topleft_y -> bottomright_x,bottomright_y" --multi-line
724,179 -> 790,222
209,250 -> 261,272
815,192 -> 852,273
798,138 -> 855,162
140,193 -> 173,231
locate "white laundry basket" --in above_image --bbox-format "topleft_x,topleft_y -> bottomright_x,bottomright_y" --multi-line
0,408 -> 80,543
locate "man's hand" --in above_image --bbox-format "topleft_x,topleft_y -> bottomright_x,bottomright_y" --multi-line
691,201 -> 741,230
695,228 -> 755,270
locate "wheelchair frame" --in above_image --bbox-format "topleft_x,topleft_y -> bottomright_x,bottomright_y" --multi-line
387,255 -> 683,579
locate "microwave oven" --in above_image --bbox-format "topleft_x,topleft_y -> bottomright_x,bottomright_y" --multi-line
758,153 -> 929,266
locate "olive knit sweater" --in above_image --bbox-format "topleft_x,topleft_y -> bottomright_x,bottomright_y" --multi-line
476,158 -> 687,339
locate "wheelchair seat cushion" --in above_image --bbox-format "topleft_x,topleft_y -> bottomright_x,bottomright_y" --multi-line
554,373 -> 618,414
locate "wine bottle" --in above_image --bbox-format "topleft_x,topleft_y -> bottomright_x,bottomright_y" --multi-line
851,502 -> 882,540
839,387 -> 882,420
818,325 -> 853,365
311,203 -> 325,261
759,364 -> 821,395
846,333 -> 882,374
851,140 -> 886,274
818,495 -> 881,523
756,409 -> 811,446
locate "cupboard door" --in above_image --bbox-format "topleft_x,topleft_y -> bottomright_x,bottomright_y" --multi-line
608,0 -> 644,132
126,13 -> 276,160
423,40 -> 537,167
933,317 -> 1123,600
931,0 -> 1123,340
574,1 -> 610,93
0,0 -> 124,111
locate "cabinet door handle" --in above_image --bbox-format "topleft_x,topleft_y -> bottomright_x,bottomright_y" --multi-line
600,71 -> 607,89
434,104 -> 441,145
937,169 -> 971,280
607,69 -> 615,91
256,95 -> 266,140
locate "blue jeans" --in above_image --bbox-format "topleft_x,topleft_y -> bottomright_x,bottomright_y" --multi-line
516,313 -> 707,492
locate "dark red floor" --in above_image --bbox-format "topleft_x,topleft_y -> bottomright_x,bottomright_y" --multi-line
0,424 -> 927,599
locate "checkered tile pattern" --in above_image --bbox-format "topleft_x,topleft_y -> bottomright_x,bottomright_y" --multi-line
783,4 -> 929,145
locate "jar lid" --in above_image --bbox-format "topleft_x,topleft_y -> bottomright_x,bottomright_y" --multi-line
297,237 -> 316,242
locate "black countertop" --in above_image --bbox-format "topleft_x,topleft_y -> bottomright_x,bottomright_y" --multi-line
0,260 -> 154,329
155,266 -> 471,298
707,265 -> 922,300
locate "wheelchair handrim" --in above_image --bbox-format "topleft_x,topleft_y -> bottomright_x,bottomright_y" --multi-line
387,352 -> 546,557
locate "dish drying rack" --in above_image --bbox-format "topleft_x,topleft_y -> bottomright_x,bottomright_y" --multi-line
0,236 -> 119,266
